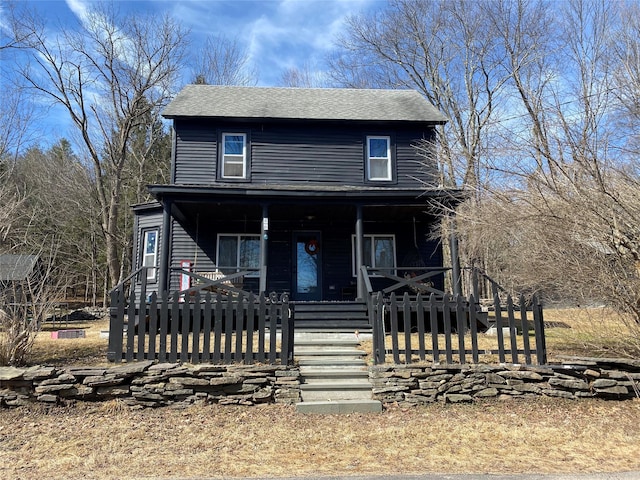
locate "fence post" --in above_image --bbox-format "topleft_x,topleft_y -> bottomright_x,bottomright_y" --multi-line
519,294 -> 532,365
442,294 -> 453,363
468,294 -> 479,363
493,287 -> 506,363
532,295 -> 547,365
416,293 -> 426,361
107,289 -> 124,363
234,292 -> 245,363
403,292 -> 412,364
373,292 -> 386,364
455,295 -> 466,364
245,293 -> 255,365
281,293 -> 293,365
192,291 -> 202,364
169,293 -> 180,363
507,295 -> 519,364
126,289 -> 136,362
389,293 -> 400,364
159,290 -> 169,363
268,292 -> 278,364
429,293 -> 439,363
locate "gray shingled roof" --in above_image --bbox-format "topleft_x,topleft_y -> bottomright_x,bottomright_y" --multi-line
162,85 -> 447,123
0,254 -> 39,282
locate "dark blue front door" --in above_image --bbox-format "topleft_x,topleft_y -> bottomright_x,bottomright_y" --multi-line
293,231 -> 322,301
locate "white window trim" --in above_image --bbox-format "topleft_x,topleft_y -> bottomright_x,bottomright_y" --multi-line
351,234 -> 397,277
366,135 -> 392,181
216,233 -> 260,277
142,229 -> 159,281
221,132 -> 247,179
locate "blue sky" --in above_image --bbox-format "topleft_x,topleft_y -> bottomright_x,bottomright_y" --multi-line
0,0 -> 382,148
8,0 -> 380,85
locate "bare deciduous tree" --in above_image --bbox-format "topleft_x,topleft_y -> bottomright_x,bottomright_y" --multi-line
10,2 -> 188,288
191,34 -> 257,86
330,0 -> 513,189
280,63 -> 329,88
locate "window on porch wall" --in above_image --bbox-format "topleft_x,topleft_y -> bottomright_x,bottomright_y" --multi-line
352,234 -> 396,276
142,229 -> 158,281
216,234 -> 260,276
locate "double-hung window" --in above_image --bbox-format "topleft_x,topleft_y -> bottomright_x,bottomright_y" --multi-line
217,234 -> 260,276
221,133 -> 247,179
142,229 -> 158,281
352,234 -> 396,276
366,136 -> 392,181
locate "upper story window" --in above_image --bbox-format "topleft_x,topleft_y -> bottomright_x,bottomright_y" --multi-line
221,133 -> 247,179
366,136 -> 392,181
142,229 -> 158,281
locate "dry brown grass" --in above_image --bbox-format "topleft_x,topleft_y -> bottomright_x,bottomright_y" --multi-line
1,399 -> 639,479
543,306 -> 640,360
29,317 -> 112,366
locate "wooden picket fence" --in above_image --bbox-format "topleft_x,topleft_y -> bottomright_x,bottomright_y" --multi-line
370,292 -> 547,365
108,289 -> 293,365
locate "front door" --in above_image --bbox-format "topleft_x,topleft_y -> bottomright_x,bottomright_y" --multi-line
293,231 -> 322,301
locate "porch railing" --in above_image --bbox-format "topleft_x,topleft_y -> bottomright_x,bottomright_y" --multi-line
370,291 -> 547,366
108,267 -> 293,365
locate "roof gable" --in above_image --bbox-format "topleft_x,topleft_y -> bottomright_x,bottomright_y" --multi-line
162,85 -> 447,123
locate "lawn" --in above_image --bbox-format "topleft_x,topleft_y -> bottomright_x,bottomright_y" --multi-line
1,399 -> 639,479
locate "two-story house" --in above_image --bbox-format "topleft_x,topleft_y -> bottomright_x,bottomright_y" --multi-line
132,85 -> 458,304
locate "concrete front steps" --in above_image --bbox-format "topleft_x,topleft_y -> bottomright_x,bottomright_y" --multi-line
295,331 -> 382,414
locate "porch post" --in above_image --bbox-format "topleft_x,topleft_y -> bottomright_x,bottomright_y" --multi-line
449,214 -> 462,297
259,204 -> 269,294
159,199 -> 172,294
356,205 -> 365,300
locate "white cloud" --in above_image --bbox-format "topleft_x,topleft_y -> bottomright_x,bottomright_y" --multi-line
65,0 -> 91,24
241,0 -> 379,84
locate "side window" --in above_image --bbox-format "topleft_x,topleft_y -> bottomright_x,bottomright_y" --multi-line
352,234 -> 396,276
221,133 -> 247,179
142,229 -> 159,281
366,136 -> 392,181
217,234 -> 260,276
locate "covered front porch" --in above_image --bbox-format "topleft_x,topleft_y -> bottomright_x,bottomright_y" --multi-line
148,184 -> 457,303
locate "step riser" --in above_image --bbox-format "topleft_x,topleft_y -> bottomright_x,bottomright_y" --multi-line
296,400 -> 382,414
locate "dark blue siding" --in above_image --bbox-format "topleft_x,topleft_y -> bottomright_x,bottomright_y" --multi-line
172,120 -> 439,188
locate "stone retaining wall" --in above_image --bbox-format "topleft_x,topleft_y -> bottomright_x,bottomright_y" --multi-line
0,361 -> 301,408
370,357 -> 640,405
2,357 -> 638,409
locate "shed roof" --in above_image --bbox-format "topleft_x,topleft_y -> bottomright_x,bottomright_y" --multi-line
0,254 -> 39,282
162,85 -> 447,123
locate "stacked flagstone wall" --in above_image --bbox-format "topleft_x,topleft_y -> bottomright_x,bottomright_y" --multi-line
0,361 -> 301,408
370,357 -> 640,405
1,357 -> 638,409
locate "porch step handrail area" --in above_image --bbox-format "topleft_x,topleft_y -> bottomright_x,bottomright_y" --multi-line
108,287 -> 293,365
370,291 -> 547,366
